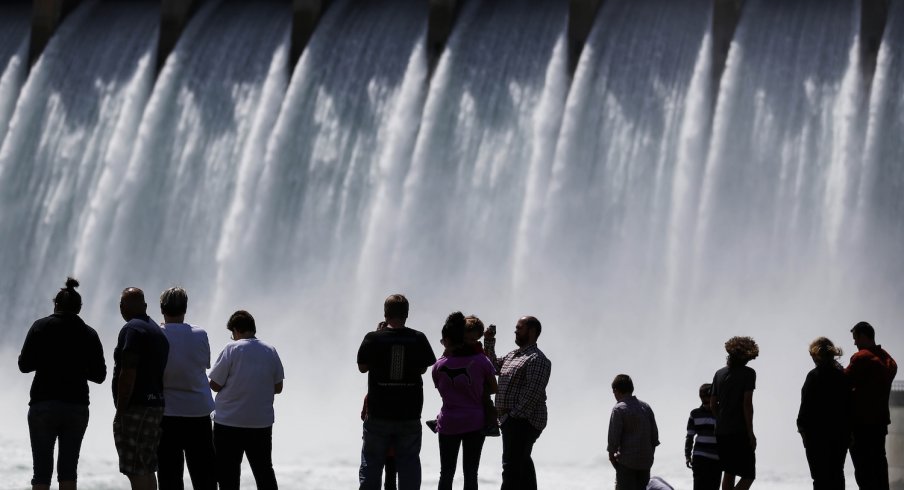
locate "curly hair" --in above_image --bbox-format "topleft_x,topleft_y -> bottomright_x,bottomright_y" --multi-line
808,336 -> 842,363
725,336 -> 759,365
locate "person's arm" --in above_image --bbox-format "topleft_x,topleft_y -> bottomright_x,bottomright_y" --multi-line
607,407 -> 622,466
650,406 -> 660,450
483,335 -> 502,373
210,380 -> 223,392
507,356 -> 551,420
208,346 -> 229,393
115,352 -> 139,410
274,381 -> 283,394
18,325 -> 41,373
485,370 -> 499,395
743,390 -> 755,449
797,373 -> 813,447
685,414 -> 695,467
86,329 -> 107,384
708,394 -> 718,416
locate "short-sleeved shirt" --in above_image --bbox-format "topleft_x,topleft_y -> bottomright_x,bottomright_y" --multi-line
432,352 -> 496,434
209,337 -> 284,428
18,312 -> 107,406
160,323 -> 215,417
113,315 -> 169,408
711,365 -> 756,435
357,327 -> 437,421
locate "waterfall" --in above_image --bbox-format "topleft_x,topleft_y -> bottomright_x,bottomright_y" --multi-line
2,0 -> 903,485
0,3 -> 30,143
0,0 -> 158,333
89,0 -> 291,323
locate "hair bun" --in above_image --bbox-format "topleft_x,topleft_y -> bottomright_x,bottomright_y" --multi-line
65,277 -> 80,290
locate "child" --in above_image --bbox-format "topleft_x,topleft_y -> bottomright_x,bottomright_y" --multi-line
686,383 -> 721,490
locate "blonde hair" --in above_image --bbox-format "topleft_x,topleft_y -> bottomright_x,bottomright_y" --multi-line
809,336 -> 842,362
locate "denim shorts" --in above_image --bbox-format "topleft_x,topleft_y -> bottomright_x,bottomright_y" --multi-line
28,400 -> 90,485
113,405 -> 164,475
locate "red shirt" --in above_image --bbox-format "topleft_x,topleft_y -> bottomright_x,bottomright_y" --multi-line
845,345 -> 897,426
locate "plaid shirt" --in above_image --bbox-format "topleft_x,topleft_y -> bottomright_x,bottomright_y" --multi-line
607,395 -> 659,470
485,339 -> 551,431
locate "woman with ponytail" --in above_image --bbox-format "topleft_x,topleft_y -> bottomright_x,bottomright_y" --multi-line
18,278 -> 107,490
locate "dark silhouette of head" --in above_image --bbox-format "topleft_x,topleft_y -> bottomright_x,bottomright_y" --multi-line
442,311 -> 467,349
53,277 -> 82,314
725,336 -> 759,367
384,294 -> 409,321
160,287 -> 188,317
227,310 -> 256,337
809,336 -> 843,365
119,287 -> 147,321
851,321 -> 877,349
612,374 -> 634,396
699,383 -> 713,402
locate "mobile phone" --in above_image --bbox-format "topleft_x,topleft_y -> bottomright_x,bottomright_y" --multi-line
487,324 -> 496,336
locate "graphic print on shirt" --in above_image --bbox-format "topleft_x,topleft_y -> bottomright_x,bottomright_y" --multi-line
439,364 -> 472,385
390,344 -> 405,380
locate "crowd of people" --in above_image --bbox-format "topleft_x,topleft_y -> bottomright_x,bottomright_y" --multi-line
16,281 -> 900,490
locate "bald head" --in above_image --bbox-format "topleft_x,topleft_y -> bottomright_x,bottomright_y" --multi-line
120,287 -> 147,321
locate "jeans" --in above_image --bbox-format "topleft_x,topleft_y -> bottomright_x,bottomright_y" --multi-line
158,415 -> 216,490
28,401 -> 90,485
613,462 -> 650,490
213,423 -> 277,490
500,417 -> 541,490
359,418 -> 423,490
438,431 -> 486,490
691,456 -> 721,490
850,425 -> 889,490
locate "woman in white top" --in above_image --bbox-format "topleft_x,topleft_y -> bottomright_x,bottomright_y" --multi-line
158,287 -> 216,490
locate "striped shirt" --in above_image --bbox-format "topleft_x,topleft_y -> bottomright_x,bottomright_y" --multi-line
685,405 -> 718,461
484,340 -> 551,431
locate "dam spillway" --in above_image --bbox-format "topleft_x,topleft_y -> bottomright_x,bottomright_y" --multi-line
1,0 -> 902,487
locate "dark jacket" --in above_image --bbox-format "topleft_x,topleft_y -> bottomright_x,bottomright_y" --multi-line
797,361 -> 851,441
19,312 -> 107,406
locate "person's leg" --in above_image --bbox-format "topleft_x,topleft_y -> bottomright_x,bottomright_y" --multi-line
692,457 -> 721,490
384,451 -> 397,490
500,418 -> 540,490
126,473 -> 158,490
56,404 -> 89,490
183,416 -> 216,490
392,420 -> 423,490
852,426 -> 890,490
28,402 -> 58,490
437,433 -> 462,490
156,416 -> 185,490
460,431 -> 485,490
721,473 -> 736,490
360,419 -> 390,490
214,423 -> 245,490
245,426 -> 278,490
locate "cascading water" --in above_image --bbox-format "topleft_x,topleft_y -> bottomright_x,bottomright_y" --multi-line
0,0 -> 158,339
0,2 -> 29,143
1,0 -> 902,487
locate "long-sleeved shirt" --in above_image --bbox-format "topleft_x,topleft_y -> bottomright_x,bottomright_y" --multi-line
607,395 -> 659,471
18,312 -> 107,406
485,339 -> 551,431
845,345 -> 897,426
685,405 -> 718,461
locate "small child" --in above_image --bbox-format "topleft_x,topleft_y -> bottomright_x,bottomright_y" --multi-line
685,383 -> 721,490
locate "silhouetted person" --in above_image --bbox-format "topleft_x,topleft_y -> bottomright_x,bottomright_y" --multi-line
710,336 -> 758,490
209,310 -> 284,490
431,312 -> 497,490
464,315 -> 499,437
845,321 -> 897,490
357,294 -> 437,490
686,384 -> 720,490
18,278 -> 106,490
156,287 -> 216,490
484,316 -> 551,490
113,287 -> 170,490
607,374 -> 659,490
797,337 -> 850,490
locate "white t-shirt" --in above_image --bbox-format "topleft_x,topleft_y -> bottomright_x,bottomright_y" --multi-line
160,323 -> 215,417
209,337 -> 284,428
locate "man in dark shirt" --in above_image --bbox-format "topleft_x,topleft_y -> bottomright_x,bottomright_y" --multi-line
845,321 -> 897,490
607,374 -> 659,490
357,294 -> 436,490
710,336 -> 758,490
113,287 -> 169,490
